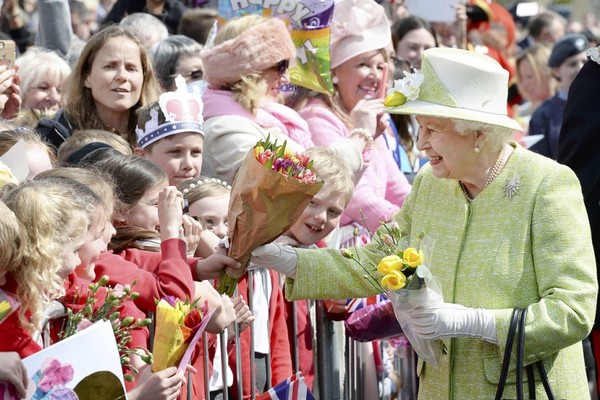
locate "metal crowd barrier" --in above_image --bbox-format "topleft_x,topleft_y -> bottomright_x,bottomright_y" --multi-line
205,268 -> 418,400
35,281 -> 419,400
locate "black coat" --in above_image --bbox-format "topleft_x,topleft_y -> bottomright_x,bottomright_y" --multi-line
36,109 -> 75,150
558,58 -> 600,328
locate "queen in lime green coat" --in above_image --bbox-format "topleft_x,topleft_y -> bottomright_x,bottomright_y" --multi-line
250,47 -> 597,399
286,143 -> 596,399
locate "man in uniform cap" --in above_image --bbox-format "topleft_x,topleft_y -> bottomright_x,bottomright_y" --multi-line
529,33 -> 588,159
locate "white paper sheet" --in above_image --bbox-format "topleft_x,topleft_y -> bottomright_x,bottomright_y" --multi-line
406,0 -> 457,23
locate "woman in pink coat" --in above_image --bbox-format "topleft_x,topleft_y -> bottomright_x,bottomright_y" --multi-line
294,0 -> 411,236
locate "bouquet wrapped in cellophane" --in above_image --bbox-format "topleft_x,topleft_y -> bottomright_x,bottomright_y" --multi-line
152,296 -> 213,372
343,227 -> 445,367
217,136 -> 323,296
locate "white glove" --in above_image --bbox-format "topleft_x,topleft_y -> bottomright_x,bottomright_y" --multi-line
409,302 -> 497,344
250,243 -> 298,278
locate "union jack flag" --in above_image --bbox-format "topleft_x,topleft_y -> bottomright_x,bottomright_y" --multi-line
345,294 -> 387,313
256,373 -> 315,400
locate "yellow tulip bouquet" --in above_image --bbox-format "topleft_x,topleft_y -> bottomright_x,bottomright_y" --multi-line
343,226 -> 445,366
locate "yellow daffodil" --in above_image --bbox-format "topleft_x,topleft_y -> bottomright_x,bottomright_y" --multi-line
381,270 -> 406,290
377,255 -> 403,274
403,248 -> 423,267
0,300 -> 11,320
384,91 -> 407,107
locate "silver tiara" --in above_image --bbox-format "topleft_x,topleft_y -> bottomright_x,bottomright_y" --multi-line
182,178 -> 231,194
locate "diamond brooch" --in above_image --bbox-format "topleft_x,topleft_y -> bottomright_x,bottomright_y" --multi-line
504,175 -> 521,199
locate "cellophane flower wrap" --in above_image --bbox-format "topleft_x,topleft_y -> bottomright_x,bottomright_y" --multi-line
216,136 -> 323,296
343,227 -> 445,367
152,296 -> 209,372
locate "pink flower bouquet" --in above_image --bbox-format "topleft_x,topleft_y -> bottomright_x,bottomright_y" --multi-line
217,136 -> 323,296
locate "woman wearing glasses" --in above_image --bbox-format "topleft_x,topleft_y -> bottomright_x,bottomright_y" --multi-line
198,15 -> 307,184
152,35 -> 204,92
199,15 -> 369,185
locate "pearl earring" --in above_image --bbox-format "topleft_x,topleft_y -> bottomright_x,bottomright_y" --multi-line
332,76 -> 339,84
474,146 -> 481,153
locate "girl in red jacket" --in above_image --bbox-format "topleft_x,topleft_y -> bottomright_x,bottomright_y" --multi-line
179,177 -> 292,400
77,151 -> 239,329
37,167 -> 188,399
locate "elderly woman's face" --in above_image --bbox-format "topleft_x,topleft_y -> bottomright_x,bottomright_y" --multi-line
333,50 -> 386,112
24,75 -> 64,111
84,36 -> 144,117
416,116 -> 479,181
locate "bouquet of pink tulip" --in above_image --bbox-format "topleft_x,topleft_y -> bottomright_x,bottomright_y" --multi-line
217,136 -> 323,296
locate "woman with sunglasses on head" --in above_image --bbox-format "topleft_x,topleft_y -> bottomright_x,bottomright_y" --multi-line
199,14 -> 369,185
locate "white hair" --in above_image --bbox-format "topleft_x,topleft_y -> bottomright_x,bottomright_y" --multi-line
452,119 -> 514,151
15,47 -> 71,103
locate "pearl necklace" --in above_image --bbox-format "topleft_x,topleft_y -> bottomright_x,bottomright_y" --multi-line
460,146 -> 506,202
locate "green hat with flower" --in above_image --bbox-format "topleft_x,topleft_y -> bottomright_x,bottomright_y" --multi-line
385,47 -> 522,131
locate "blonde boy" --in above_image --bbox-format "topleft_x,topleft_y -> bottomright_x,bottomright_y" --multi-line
284,146 -> 355,247
275,146 -> 355,390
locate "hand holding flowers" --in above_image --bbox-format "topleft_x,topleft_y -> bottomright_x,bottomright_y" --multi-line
342,227 -> 446,366
344,224 -> 498,362
217,136 -> 322,296
408,297 -> 497,343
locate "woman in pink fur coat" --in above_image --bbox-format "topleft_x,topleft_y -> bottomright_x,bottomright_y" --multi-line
199,15 -> 370,185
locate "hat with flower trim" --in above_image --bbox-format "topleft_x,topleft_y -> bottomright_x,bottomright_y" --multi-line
385,47 -> 522,131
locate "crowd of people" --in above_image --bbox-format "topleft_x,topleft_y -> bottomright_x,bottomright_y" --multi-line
0,0 -> 599,399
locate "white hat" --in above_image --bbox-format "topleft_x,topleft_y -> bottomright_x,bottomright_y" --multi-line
386,47 -> 522,131
329,0 -> 391,69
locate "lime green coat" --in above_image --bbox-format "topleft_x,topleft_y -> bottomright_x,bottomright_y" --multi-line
287,144 -> 597,399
